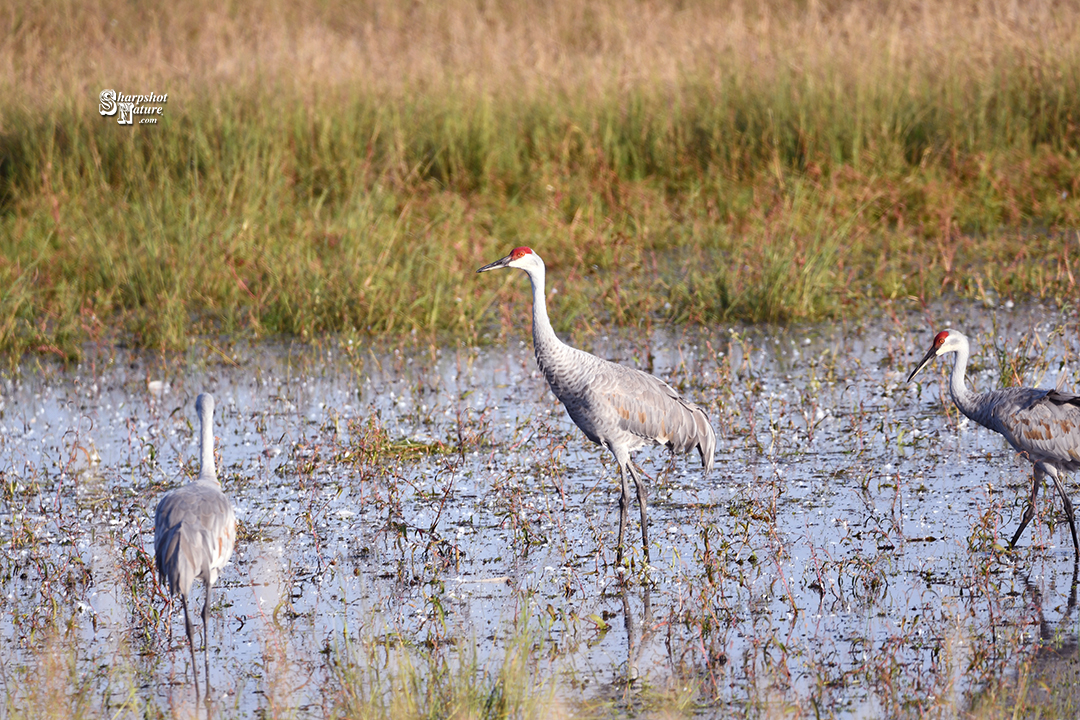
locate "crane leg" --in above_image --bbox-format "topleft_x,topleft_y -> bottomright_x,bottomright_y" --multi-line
201,582 -> 211,649
628,463 -> 650,563
1010,466 -> 1043,549
1044,464 -> 1080,557
202,582 -> 213,695
616,464 -> 631,567
182,595 -> 201,701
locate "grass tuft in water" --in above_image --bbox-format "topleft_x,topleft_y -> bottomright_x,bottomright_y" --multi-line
328,603 -> 561,720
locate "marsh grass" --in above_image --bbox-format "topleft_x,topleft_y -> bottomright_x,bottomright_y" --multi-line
970,632 -> 1080,720
989,317 -> 1071,389
328,605 -> 563,720
1,0 -> 1080,359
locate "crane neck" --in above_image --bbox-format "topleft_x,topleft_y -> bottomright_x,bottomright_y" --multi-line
947,339 -> 979,419
523,263 -> 564,357
199,411 -> 217,482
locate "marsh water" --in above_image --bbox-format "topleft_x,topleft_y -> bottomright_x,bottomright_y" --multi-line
2,300 -> 1080,717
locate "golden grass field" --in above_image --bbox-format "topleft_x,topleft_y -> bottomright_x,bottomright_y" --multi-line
1,0 -> 1079,359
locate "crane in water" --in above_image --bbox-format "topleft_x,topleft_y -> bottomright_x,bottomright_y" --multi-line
478,247 -> 716,568
908,329 -> 1080,557
154,393 -> 237,699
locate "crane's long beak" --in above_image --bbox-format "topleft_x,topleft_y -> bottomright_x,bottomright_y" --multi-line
907,345 -> 938,383
477,254 -> 512,273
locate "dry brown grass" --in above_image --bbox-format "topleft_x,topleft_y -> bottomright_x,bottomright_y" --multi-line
4,0 -> 1079,109
1,0 -> 1078,358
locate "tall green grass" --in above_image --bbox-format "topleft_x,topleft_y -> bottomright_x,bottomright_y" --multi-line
2,0 -> 1079,359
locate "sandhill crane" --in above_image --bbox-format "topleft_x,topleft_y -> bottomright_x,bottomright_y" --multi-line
154,393 -> 237,699
478,247 -> 716,568
908,329 -> 1080,557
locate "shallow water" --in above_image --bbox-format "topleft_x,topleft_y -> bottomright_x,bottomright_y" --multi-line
2,300 -> 1079,716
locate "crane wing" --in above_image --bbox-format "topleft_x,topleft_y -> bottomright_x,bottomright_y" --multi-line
594,360 -> 716,472
989,388 -> 1080,470
154,483 -> 237,595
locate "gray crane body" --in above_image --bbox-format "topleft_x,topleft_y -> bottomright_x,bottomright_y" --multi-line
154,393 -> 236,699
538,340 -> 715,469
479,247 -> 715,567
909,329 -> 1080,556
155,481 -> 235,598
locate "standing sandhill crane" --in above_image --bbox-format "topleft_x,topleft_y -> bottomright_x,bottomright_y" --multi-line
478,247 -> 716,567
154,393 -> 237,699
908,329 -> 1080,557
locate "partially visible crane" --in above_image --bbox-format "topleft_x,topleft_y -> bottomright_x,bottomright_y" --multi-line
154,393 -> 237,699
908,329 -> 1080,557
478,247 -> 716,567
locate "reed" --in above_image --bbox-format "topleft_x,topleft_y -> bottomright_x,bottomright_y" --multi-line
2,0 -> 1079,359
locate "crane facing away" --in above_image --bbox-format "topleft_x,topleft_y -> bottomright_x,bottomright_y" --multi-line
908,329 -> 1080,557
478,247 -> 716,568
154,393 -> 237,699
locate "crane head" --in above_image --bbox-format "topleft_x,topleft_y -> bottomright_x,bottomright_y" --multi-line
195,393 -> 215,420
477,246 -> 542,274
907,329 -> 968,382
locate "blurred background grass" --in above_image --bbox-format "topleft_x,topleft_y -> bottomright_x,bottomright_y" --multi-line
1,0 -> 1079,359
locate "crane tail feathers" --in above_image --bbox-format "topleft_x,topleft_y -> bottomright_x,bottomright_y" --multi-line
154,521 -> 208,599
156,526 -> 188,597
695,407 -> 716,475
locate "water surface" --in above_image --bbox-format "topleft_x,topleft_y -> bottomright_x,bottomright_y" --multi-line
2,300 -> 1078,716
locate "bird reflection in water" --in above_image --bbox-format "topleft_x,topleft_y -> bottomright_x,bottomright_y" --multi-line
1018,560 -> 1080,709
621,586 -> 653,684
